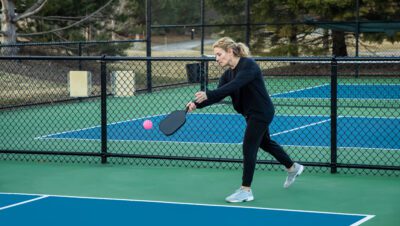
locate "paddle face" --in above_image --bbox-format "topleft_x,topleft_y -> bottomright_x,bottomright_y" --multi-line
159,109 -> 187,136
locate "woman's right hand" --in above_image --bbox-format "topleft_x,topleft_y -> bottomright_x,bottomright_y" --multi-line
186,102 -> 197,112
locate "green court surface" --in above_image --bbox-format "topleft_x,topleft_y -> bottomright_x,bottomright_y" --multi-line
0,161 -> 399,226
1,77 -> 399,170
1,74 -> 399,225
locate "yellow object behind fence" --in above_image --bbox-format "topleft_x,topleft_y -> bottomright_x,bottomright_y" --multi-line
68,71 -> 92,97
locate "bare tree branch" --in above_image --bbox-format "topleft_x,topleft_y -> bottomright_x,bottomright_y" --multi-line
19,0 -> 114,37
30,15 -> 111,22
13,0 -> 48,21
31,15 -> 93,21
302,36 -> 324,45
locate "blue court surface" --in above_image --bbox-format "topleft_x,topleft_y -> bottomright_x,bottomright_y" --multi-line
0,193 -> 373,226
39,114 -> 400,150
271,84 -> 400,99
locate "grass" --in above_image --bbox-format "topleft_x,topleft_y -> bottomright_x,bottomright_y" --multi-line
0,72 -> 68,106
348,39 -> 400,56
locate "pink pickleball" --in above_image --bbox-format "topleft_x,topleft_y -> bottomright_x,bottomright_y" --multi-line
143,119 -> 153,130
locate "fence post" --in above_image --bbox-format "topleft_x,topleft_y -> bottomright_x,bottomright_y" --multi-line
200,60 -> 208,91
78,42 -> 82,70
100,56 -> 108,164
200,0 -> 205,55
355,0 -> 360,78
146,0 -> 152,92
330,56 -> 338,173
245,0 -> 251,47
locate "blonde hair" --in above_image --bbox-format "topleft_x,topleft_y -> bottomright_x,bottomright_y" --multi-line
212,37 -> 250,57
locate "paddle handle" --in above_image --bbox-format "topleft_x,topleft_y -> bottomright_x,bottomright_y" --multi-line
185,100 -> 197,112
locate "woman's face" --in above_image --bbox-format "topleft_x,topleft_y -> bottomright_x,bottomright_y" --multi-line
213,47 -> 233,67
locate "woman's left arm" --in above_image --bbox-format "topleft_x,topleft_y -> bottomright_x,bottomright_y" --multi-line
204,69 -> 257,102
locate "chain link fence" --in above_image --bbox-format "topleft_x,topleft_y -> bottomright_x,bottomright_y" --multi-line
0,56 -> 399,176
2,26 -> 399,58
0,40 -> 146,58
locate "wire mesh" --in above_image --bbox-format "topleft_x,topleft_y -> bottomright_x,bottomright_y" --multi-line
0,56 -> 398,176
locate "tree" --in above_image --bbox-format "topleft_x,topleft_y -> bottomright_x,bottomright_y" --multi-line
358,0 -> 400,44
112,0 -> 145,38
302,0 -> 356,56
1,0 -> 47,54
151,0 -> 201,35
22,0 -> 115,41
209,0 -> 400,57
207,0 -> 247,43
251,0 -> 357,56
304,0 -> 400,56
1,0 -> 123,55
209,0 -> 312,56
252,0 -> 310,56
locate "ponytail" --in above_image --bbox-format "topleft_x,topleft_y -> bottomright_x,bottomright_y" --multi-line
212,37 -> 250,57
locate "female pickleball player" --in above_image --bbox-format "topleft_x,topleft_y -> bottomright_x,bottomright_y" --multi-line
186,37 -> 304,203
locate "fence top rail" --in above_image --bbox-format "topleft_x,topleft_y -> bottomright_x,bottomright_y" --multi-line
0,55 -> 399,62
0,39 -> 146,47
151,20 -> 400,29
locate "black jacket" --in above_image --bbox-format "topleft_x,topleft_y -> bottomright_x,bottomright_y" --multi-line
196,57 -> 275,123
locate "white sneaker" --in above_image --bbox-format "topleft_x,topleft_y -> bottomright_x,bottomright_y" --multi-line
284,163 -> 304,188
225,187 -> 254,203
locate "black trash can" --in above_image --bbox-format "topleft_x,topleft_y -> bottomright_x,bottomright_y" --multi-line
186,63 -> 201,83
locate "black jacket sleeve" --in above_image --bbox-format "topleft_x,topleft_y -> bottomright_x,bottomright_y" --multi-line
195,71 -> 229,109
206,67 -> 257,102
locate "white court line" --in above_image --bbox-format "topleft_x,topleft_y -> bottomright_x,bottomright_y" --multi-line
282,144 -> 400,152
35,113 -> 318,140
35,114 -> 399,150
35,113 -> 243,140
0,195 -> 49,211
0,192 -> 374,224
36,113 -> 398,140
339,84 -> 400,86
272,97 -> 399,101
271,118 -> 331,137
37,136 -> 241,145
351,215 -> 376,226
338,115 -> 399,119
270,83 -> 400,100
270,83 -> 329,97
35,113 -> 171,140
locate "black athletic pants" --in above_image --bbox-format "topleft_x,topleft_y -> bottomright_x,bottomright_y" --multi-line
242,117 -> 294,187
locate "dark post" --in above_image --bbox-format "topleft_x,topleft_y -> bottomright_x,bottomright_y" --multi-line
200,0 -> 207,89
200,0 -> 205,55
100,57 -> 108,164
200,60 -> 208,91
355,0 -> 360,57
330,57 -> 338,173
355,0 -> 360,78
78,42 -> 82,70
146,0 -> 152,92
245,0 -> 251,47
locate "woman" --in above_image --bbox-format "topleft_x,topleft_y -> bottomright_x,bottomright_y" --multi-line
186,37 -> 304,203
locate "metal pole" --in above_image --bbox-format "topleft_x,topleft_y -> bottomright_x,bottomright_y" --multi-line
245,0 -> 251,47
146,0 -> 152,92
100,58 -> 108,164
330,57 -> 338,173
355,0 -> 360,78
200,0 -> 205,55
355,0 -> 360,57
200,0 -> 207,91
78,42 -> 82,70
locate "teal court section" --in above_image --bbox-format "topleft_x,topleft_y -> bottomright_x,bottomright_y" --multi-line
0,193 -> 373,226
